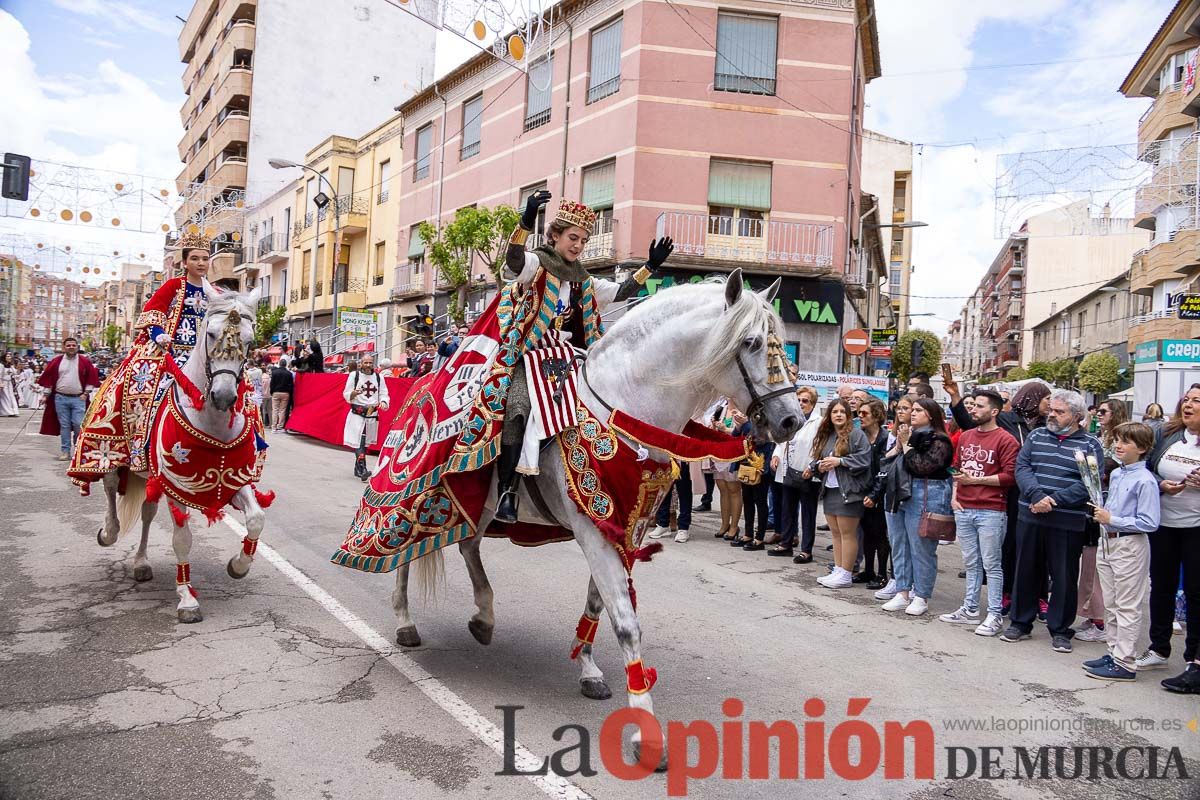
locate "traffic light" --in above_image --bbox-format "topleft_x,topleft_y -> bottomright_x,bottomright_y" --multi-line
415,304 -> 434,336
2,153 -> 31,201
911,338 -> 925,369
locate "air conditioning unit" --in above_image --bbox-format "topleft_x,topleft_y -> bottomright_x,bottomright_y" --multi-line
1071,338 -> 1081,350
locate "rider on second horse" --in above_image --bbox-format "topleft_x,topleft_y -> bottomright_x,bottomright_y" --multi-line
69,229 -> 213,487
494,192 -> 674,523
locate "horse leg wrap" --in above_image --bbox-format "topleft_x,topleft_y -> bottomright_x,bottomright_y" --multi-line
569,614 -> 600,660
625,659 -> 658,695
241,536 -> 259,557
176,562 -> 190,586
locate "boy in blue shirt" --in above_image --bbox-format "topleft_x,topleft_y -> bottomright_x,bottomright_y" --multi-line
1084,422 -> 1161,681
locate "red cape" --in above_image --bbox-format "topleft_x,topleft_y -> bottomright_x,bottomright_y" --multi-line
36,354 -> 100,436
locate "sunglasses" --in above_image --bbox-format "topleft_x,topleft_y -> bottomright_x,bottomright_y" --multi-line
1097,409 -> 1110,415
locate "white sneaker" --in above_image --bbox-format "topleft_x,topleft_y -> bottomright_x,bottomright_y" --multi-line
1135,649 -> 1169,669
816,568 -> 839,587
1075,623 -> 1108,643
674,529 -> 690,543
881,593 -> 909,612
1173,620 -> 1184,635
873,578 -> 898,600
647,526 -> 671,540
938,605 -> 980,624
818,567 -> 852,588
975,613 -> 1004,637
905,596 -> 929,616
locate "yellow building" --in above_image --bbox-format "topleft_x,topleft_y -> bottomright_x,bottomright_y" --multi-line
282,113 -> 403,357
1120,0 -> 1200,348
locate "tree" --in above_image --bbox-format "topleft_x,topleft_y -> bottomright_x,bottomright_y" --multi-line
101,324 -> 122,350
892,329 -> 941,382
1077,351 -> 1120,395
254,304 -> 287,346
418,204 -> 521,324
1025,361 -> 1055,382
1005,366 -> 1029,380
1050,358 -> 1078,388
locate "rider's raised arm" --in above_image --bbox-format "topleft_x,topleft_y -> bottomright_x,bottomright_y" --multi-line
135,276 -> 183,344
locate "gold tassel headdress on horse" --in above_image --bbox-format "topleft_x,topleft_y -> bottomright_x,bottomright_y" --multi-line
766,329 -> 788,386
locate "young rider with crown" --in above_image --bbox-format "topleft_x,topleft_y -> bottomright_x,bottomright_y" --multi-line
69,230 -> 215,486
494,191 -> 674,522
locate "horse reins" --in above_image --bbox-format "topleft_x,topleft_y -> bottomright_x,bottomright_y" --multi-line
734,351 -> 796,428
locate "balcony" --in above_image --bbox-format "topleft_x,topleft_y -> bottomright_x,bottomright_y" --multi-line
580,217 -> 617,262
318,192 -> 370,234
1129,314 -> 1200,348
256,232 -> 289,263
1139,82 -> 1196,145
654,212 -> 834,272
210,151 -> 248,188
1130,228 -> 1200,293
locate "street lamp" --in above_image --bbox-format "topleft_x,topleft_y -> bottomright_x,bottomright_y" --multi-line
269,158 -> 342,343
864,221 -> 930,229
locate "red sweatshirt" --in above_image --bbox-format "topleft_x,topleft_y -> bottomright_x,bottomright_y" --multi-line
953,426 -> 1019,512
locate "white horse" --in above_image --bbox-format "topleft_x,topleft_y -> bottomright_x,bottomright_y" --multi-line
97,286 -> 269,623
391,270 -> 802,759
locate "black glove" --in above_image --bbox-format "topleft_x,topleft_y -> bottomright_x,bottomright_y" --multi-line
646,237 -> 674,271
521,190 -> 552,231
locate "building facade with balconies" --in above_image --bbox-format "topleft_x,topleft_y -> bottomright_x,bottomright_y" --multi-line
861,131 -> 915,334
1030,273 -> 1146,370
1120,1 -> 1200,355
392,0 -> 882,371
175,0 -> 434,280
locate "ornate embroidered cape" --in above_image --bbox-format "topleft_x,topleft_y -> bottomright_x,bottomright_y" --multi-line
332,267 -> 605,573
70,277 -> 207,483
147,389 -> 268,515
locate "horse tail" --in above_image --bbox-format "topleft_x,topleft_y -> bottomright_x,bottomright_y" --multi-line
414,549 -> 445,604
116,472 -> 148,539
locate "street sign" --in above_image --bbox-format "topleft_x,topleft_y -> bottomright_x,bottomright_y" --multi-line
871,327 -> 898,345
873,358 -> 892,372
1178,294 -> 1200,320
843,328 -> 870,355
868,346 -> 893,358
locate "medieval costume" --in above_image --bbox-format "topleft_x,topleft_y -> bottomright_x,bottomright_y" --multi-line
343,365 -> 390,480
68,232 -> 213,484
0,360 -> 19,417
17,364 -> 35,408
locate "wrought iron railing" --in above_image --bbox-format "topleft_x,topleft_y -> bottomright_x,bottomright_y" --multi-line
580,216 -> 617,261
587,76 -> 620,104
377,189 -> 389,204
257,232 -> 288,258
524,108 -> 551,132
461,140 -> 480,159
303,211 -> 314,229
654,212 -> 834,269
300,286 -> 309,300
315,280 -> 324,296
289,289 -> 299,303
715,72 -> 776,95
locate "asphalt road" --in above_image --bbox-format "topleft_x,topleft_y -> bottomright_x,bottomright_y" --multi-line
1,408 -> 1197,800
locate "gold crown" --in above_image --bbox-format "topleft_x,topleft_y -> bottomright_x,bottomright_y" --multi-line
175,224 -> 213,251
554,200 -> 597,235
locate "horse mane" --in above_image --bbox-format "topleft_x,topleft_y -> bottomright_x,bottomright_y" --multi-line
613,278 -> 778,390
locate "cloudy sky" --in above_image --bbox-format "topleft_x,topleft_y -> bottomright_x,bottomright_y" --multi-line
0,0 -> 1176,306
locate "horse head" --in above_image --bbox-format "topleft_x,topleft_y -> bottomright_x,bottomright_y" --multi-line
200,284 -> 260,412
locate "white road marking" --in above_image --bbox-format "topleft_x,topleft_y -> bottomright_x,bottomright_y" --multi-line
220,515 -> 595,800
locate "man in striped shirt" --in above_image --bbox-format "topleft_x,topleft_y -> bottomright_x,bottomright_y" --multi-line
1001,390 -> 1105,653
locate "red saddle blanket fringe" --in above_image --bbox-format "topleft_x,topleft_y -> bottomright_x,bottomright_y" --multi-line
608,411 -> 751,463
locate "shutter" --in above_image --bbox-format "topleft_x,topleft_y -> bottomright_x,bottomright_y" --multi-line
715,13 -> 777,93
462,95 -> 483,149
581,160 -> 616,209
708,160 -> 772,211
527,58 -> 552,116
407,226 -> 425,259
587,18 -> 622,102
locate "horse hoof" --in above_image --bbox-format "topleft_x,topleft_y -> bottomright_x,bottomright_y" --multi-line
96,528 -> 116,547
133,564 -> 153,582
396,626 -> 421,647
580,678 -> 612,700
631,740 -> 668,773
178,608 -> 203,624
468,619 -> 493,645
226,558 -> 249,580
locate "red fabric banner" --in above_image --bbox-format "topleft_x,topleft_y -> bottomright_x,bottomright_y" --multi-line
286,372 -> 415,452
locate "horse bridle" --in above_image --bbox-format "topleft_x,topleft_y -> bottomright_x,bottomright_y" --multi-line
204,307 -> 248,385
734,351 -> 796,427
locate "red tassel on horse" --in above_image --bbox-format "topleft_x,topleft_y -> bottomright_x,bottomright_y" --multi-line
203,505 -> 226,526
168,502 -> 190,527
158,352 -> 204,410
145,475 -> 164,503
252,486 -> 276,508
630,542 -> 663,563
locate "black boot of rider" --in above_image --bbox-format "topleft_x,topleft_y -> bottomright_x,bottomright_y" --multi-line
494,443 -> 522,524
354,454 -> 369,481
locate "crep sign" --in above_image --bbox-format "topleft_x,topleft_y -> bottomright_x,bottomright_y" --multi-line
639,272 -> 843,326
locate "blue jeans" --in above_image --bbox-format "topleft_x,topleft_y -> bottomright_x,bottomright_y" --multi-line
655,467 -> 692,530
55,394 -> 86,454
954,508 -> 1006,616
894,479 -> 951,598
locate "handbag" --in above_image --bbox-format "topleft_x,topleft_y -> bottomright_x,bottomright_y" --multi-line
783,466 -> 807,487
737,452 -> 764,485
917,480 -> 956,542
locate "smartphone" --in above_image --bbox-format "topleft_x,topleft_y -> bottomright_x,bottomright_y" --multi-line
941,363 -> 953,383
947,466 -> 960,475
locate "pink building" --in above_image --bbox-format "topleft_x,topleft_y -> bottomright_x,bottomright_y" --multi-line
393,0 -> 881,370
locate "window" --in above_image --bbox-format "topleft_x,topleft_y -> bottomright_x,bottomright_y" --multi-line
715,12 -> 778,95
378,160 -> 391,203
587,17 -> 623,104
407,224 -> 425,273
1159,48 -> 1196,92
707,159 -> 771,236
374,242 -> 386,285
316,244 -> 326,294
461,95 -> 483,160
525,57 -> 552,131
1109,294 -> 1117,322
581,159 -> 616,229
414,123 -> 433,180
519,183 -> 549,235
337,166 -> 355,197
1077,310 -> 1086,339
